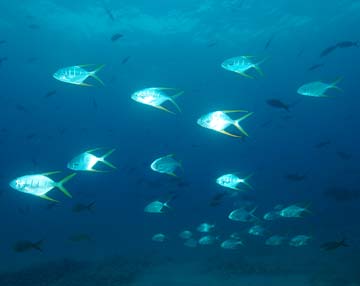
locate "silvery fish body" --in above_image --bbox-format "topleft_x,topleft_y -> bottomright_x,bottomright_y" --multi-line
280,205 -> 308,218
184,238 -> 197,248
68,152 -> 99,171
297,81 -> 331,97
53,66 -> 91,85
197,111 -> 233,132
248,225 -> 266,236
179,230 -> 193,239
263,210 -> 281,221
152,233 -> 166,242
220,239 -> 244,249
198,235 -> 217,245
150,154 -> 181,176
228,207 -> 257,222
289,235 -> 311,247
221,56 -> 256,74
197,223 -> 215,233
265,235 -> 286,246
9,174 -> 56,196
144,200 -> 169,213
131,88 -> 169,107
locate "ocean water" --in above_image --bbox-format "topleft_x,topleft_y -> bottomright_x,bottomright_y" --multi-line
0,0 -> 360,285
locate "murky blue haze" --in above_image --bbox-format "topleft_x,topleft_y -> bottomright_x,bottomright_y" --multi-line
0,0 -> 360,285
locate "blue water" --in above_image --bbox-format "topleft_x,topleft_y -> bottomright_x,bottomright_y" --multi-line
1,0 -> 360,285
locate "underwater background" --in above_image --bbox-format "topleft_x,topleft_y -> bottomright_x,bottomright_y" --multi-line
0,0 -> 360,285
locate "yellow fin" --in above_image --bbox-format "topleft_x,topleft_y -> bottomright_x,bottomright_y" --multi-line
41,171 -> 62,176
218,130 -> 242,138
39,195 -> 59,202
235,71 -> 254,79
153,105 -> 176,115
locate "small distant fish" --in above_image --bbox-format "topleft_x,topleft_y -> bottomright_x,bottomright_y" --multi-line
266,99 -> 289,111
26,133 -> 37,140
336,151 -> 352,160
307,63 -> 324,72
228,206 -> 257,222
121,56 -> 131,64
324,187 -> 360,202
101,0 -> 115,21
144,200 -> 171,214
197,110 -> 253,138
72,201 -> 95,213
207,41 -> 217,48
13,240 -> 43,253
179,230 -> 193,240
0,40 -> 6,45
28,24 -> 40,29
15,104 -> 29,113
264,34 -> 275,49
321,239 -> 348,251
216,173 -> 253,191
266,235 -> 287,246
285,173 -> 306,182
198,235 -> 217,245
336,41 -> 359,49
209,192 -> 226,207
0,56 -> 8,65
297,78 -> 342,97
53,64 -> 105,87
152,233 -> 167,242
279,204 -> 310,218
297,48 -> 305,57
44,90 -> 57,98
289,235 -> 311,247
111,33 -> 123,42
221,239 -> 244,249
68,233 -> 93,243
320,45 -> 338,57
197,223 -> 215,233
184,238 -> 197,248
248,225 -> 266,236
314,140 -> 331,148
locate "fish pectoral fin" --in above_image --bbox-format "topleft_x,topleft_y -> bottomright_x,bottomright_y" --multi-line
77,82 -> 93,87
234,71 -> 254,79
153,105 -> 176,114
39,195 -> 59,202
218,130 -> 242,138
223,110 -> 248,113
41,171 -> 62,176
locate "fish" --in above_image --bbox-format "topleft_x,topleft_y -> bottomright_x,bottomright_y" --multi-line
314,140 -> 331,148
220,239 -> 244,249
131,87 -> 183,114
248,225 -> 266,236
53,64 -> 105,86
184,238 -> 197,248
320,45 -> 338,57
321,239 -> 348,251
207,41 -> 217,48
68,233 -> 93,243
323,187 -> 360,202
197,223 -> 215,233
0,56 -> 8,65
336,151 -> 352,160
289,235 -> 311,247
13,240 -> 43,252
111,33 -> 123,42
209,192 -> 226,207
307,63 -> 324,72
228,206 -> 257,222
101,0 -> 115,21
297,78 -> 342,97
67,148 -> 116,172
150,154 -> 182,177
266,99 -> 289,111
263,210 -> 281,221
279,204 -> 310,218
264,34 -> 275,49
198,235 -> 217,245
265,235 -> 287,246
0,40 -> 6,45
9,172 -> 76,202
44,90 -> 57,98
152,233 -> 167,242
28,23 -> 40,29
197,110 -> 253,138
144,200 -> 171,213
15,104 -> 29,113
72,201 -> 95,213
179,230 -> 193,239
26,133 -> 37,140
336,41 -> 359,48
121,56 -> 131,64
285,173 -> 306,182
221,56 -> 266,78
216,173 -> 253,191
